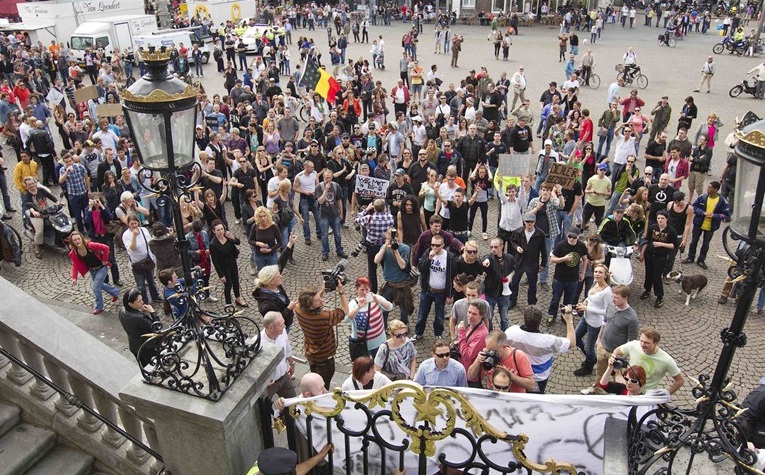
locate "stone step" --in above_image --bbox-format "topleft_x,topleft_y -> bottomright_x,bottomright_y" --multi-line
0,424 -> 56,475
25,445 -> 94,475
0,403 -> 21,439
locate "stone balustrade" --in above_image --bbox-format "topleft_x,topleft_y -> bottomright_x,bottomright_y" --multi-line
0,276 -> 162,475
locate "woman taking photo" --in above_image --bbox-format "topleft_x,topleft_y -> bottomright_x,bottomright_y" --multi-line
598,361 -> 646,395
263,122 -> 281,157
101,171 -> 121,212
273,178 -> 301,249
69,230 -> 120,315
200,187 -> 228,231
252,265 -> 297,332
574,263 -> 613,377
576,233 -> 606,301
374,319 -> 418,380
346,276 -> 393,360
209,219 -> 248,307
119,289 -> 160,367
397,195 -> 426,248
255,147 -> 274,202
248,206 -> 282,271
341,356 -> 392,390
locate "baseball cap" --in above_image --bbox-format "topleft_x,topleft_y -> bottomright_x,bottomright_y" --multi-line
598,163 -> 609,171
341,133 -> 350,139
257,447 -> 298,475
566,226 -> 580,237
394,168 -> 405,176
523,212 -> 536,222
613,205 -> 626,213
673,191 -> 685,201
411,115 -> 422,122
544,139 -> 553,146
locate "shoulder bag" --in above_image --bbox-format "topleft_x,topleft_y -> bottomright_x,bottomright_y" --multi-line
128,229 -> 156,274
348,300 -> 370,361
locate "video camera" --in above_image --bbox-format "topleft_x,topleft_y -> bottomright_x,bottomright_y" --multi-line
321,259 -> 349,292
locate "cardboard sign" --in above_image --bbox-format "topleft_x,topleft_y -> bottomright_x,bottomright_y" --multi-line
494,153 -> 527,190
74,85 -> 99,104
97,103 -> 123,118
546,162 -> 578,190
354,175 -> 389,199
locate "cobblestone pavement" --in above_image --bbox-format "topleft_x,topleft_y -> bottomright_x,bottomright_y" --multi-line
1,18 -> 764,407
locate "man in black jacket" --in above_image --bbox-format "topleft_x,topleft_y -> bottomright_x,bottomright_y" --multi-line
27,120 -> 56,186
509,213 -> 547,309
482,237 -> 516,331
413,234 -> 453,342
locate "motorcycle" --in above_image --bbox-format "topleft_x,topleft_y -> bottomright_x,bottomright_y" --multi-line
729,77 -> 761,98
22,202 -> 74,250
712,35 -> 736,54
607,245 -> 634,285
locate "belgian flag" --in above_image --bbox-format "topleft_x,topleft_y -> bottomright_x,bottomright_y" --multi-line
299,59 -> 341,105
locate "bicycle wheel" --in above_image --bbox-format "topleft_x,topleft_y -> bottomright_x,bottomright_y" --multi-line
588,74 -> 601,89
668,37 -> 677,48
298,105 -> 309,122
712,43 -> 724,54
4,223 -> 22,260
618,70 -> 632,86
722,225 -> 740,261
636,74 -> 648,89
729,85 -> 743,97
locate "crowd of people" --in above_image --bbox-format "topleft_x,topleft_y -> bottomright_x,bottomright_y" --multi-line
2,0 -> 762,444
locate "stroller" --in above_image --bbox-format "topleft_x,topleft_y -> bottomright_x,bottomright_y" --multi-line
375,52 -> 385,70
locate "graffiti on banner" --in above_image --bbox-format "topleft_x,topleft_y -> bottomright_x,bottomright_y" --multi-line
355,175 -> 389,198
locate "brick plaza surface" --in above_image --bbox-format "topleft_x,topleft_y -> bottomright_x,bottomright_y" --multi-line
1,17 -> 764,408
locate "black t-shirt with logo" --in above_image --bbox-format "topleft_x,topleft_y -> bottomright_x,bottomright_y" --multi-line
552,240 -> 588,282
647,184 -> 676,223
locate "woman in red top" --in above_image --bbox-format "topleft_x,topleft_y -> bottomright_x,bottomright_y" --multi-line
619,89 -> 645,123
69,230 -> 120,315
598,361 -> 646,395
342,91 -> 362,125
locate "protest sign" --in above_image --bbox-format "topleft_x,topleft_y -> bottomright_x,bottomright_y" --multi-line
355,175 -> 389,198
74,85 -> 98,104
97,104 -> 123,118
546,162 -> 579,190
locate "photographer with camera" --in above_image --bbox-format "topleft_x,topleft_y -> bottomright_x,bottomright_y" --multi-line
612,328 -> 684,394
457,300 -> 489,388
467,330 -> 535,392
294,281 -> 350,390
375,228 -> 413,324
597,359 -> 646,396
354,199 -> 394,294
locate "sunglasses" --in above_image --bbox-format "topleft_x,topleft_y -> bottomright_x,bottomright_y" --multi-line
524,220 -> 535,224
394,332 -> 408,339
431,243 -> 443,248
493,383 -> 511,391
434,352 -> 450,358
567,234 -> 578,239
466,250 -> 477,254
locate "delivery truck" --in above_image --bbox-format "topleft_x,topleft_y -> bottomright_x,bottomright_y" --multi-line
69,14 -> 158,64
0,21 -> 58,48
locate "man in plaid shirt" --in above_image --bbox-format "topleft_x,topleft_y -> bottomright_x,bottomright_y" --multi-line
58,153 -> 91,233
354,198 -> 394,294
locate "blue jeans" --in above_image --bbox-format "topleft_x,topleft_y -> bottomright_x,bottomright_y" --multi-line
134,268 -> 161,303
486,295 -> 511,331
280,216 -> 298,247
319,214 -> 344,255
539,236 -> 555,284
575,318 -> 599,368
548,279 -> 579,318
254,252 -> 279,271
415,290 -> 446,337
0,172 -> 12,210
90,266 -> 119,311
757,288 -> 765,312
300,196 -> 321,240
596,127 -> 615,159
606,190 -> 624,216
555,210 -> 570,245
68,193 -> 89,233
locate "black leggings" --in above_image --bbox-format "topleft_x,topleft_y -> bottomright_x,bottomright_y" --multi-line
221,266 -> 241,304
468,201 -> 488,233
581,203 -> 605,230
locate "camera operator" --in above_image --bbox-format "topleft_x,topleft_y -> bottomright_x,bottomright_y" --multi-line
375,228 -> 414,324
294,282 -> 350,390
354,199 -> 394,294
467,330 -> 535,392
612,327 -> 684,394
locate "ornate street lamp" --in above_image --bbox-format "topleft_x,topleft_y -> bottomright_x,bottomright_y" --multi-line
121,48 -> 261,401
627,112 -> 765,474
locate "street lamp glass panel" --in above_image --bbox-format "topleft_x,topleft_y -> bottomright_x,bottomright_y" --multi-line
170,107 -> 196,169
126,110 -> 168,170
732,157 -> 765,243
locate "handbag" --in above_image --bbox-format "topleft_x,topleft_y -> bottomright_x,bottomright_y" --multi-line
349,305 -> 369,361
378,343 -> 407,381
449,322 -> 482,362
597,127 -> 607,138
128,229 -> 156,274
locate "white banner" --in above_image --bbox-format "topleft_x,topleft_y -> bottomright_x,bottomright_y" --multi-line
285,386 -> 670,475
354,175 -> 389,199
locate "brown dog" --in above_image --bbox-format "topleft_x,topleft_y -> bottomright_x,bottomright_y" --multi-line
667,270 -> 708,306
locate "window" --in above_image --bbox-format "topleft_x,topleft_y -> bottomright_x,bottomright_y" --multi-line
70,36 -> 93,50
95,36 -> 110,49
462,0 -> 476,7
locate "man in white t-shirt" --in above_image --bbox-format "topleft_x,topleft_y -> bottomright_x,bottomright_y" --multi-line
506,305 -> 575,393
413,234 -> 453,342
293,160 -> 320,245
